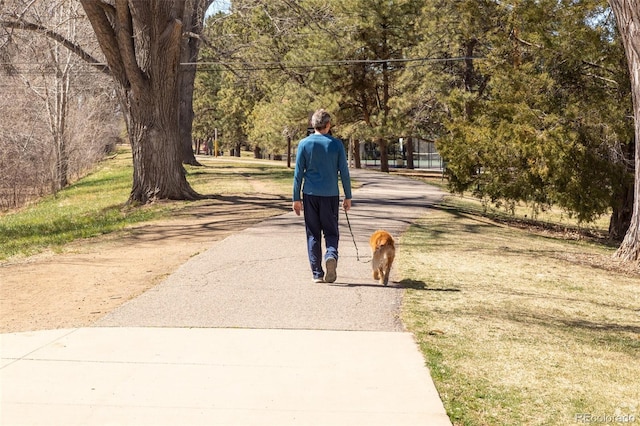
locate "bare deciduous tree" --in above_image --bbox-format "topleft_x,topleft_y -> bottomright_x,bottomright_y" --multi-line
0,81 -> 50,208
0,0 -> 120,208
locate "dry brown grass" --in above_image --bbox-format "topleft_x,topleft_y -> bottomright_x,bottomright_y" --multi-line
400,198 -> 640,426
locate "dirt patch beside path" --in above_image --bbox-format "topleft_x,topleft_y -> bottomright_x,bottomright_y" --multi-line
0,195 -> 289,333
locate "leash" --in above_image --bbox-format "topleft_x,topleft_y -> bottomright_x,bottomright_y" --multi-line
344,208 -> 370,262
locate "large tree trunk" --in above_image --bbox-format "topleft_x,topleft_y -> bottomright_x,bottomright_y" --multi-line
127,81 -> 197,203
609,0 -> 640,263
353,139 -> 362,169
609,176 -> 634,240
179,0 -> 213,166
377,138 -> 390,173
609,137 -> 635,240
406,137 -> 415,170
80,0 -> 201,204
179,62 -> 200,166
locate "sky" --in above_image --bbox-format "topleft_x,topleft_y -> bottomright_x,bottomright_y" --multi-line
206,0 -> 231,17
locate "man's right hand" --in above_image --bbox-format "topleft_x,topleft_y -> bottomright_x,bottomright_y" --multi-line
292,200 -> 302,216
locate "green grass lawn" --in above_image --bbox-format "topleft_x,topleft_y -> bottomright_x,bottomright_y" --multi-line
400,197 -> 639,426
0,148 -> 293,261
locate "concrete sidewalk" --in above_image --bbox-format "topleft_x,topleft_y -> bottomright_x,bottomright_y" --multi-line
1,169 -> 452,425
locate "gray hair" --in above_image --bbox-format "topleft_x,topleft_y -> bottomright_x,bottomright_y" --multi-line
311,109 -> 331,130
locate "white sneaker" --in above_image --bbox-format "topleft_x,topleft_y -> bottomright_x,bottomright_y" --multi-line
313,277 -> 325,283
324,258 -> 337,283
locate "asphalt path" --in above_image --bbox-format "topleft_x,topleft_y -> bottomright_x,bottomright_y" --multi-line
2,168 -> 452,426
95,169 -> 445,331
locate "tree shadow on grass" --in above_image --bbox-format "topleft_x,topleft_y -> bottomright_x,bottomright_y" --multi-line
339,279 -> 461,290
398,278 -> 462,292
508,311 -> 640,335
433,200 -> 616,247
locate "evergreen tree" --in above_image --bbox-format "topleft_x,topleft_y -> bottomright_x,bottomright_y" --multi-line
411,0 -> 634,234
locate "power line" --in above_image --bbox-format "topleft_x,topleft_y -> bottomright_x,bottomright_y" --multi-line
191,56 -> 484,71
1,56 -> 484,74
185,56 -> 483,67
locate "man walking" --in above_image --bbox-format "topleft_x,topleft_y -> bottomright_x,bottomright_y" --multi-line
292,109 -> 352,283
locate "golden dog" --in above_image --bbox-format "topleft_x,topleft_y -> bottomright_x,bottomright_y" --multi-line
369,230 -> 395,286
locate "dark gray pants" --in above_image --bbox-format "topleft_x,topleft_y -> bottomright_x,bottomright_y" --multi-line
303,194 -> 339,279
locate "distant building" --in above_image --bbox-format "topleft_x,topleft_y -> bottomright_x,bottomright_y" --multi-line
361,138 -> 444,170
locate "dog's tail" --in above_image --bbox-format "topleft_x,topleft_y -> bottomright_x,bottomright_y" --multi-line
375,243 -> 394,263
376,245 -> 395,286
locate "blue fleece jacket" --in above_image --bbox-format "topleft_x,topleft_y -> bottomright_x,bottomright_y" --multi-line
292,133 -> 352,201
